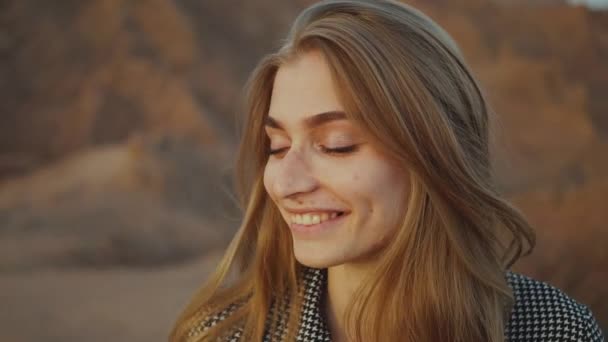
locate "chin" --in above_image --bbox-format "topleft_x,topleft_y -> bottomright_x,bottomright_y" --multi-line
292,243 -> 347,269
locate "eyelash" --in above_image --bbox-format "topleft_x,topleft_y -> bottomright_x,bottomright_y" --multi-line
268,145 -> 359,156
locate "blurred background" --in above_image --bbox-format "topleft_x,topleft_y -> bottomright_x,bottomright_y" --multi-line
0,0 -> 606,340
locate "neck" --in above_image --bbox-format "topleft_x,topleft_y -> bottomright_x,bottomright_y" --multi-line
324,262 -> 374,342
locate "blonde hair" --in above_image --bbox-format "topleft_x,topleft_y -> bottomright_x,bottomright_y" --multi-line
170,0 -> 535,341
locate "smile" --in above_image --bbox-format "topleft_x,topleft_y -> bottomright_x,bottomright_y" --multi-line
287,210 -> 349,237
290,211 -> 345,226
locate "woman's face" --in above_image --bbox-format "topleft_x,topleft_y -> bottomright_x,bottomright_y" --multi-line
263,50 -> 410,268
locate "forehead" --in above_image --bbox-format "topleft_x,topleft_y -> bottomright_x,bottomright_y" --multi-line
268,50 -> 344,123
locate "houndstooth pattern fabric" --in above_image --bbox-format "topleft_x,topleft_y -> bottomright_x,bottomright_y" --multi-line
504,272 -> 604,341
291,267 -> 332,341
190,267 -> 605,341
186,300 -> 245,341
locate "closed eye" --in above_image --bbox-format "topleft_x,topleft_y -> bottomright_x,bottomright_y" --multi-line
268,147 -> 289,155
267,145 -> 360,157
319,145 -> 359,155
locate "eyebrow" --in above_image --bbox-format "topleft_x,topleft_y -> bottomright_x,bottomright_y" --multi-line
264,110 -> 347,130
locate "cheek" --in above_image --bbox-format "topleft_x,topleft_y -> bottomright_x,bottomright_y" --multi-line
364,175 -> 408,245
351,165 -> 408,219
262,164 -> 276,199
378,173 -> 409,230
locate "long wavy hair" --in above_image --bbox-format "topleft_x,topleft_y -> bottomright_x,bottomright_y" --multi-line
170,0 -> 535,341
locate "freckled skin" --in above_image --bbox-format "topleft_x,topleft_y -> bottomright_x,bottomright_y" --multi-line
262,50 -> 410,268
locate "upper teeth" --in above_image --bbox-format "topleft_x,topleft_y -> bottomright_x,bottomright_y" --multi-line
291,212 -> 340,225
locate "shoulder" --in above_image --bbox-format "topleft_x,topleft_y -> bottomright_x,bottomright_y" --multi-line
505,271 -> 605,342
186,301 -> 245,341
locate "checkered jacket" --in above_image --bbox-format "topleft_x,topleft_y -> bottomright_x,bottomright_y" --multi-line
189,267 -> 605,341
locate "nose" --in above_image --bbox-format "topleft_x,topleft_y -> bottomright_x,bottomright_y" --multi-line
270,148 -> 319,199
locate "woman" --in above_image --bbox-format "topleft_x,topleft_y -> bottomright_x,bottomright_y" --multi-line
171,0 -> 604,341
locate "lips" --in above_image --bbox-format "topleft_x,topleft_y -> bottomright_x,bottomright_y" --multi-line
289,211 -> 345,225
287,210 -> 349,237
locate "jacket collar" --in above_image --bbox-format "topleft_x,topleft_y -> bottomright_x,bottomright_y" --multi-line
264,267 -> 332,341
